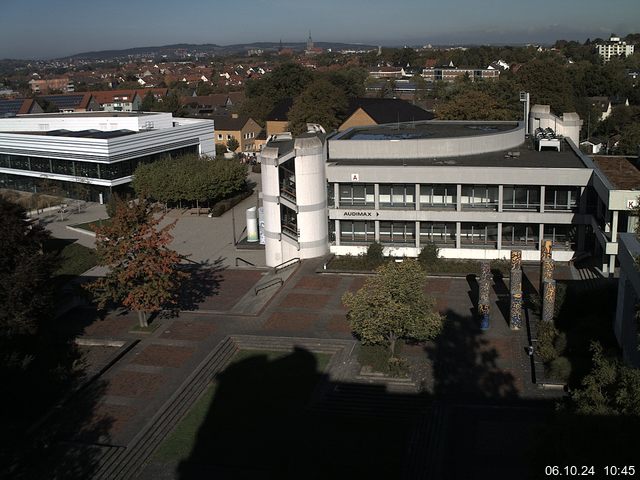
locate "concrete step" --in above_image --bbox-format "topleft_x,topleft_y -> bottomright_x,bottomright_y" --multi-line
94,337 -> 239,480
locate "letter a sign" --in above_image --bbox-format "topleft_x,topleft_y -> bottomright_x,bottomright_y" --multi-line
351,173 -> 360,182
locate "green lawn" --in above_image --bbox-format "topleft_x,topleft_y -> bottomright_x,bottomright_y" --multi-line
54,242 -> 97,277
154,349 -> 331,463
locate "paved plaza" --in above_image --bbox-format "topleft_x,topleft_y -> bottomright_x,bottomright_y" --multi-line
27,176 -> 571,478
38,256 -> 565,479
31,171 -> 267,269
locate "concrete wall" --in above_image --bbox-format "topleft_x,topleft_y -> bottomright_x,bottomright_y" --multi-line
0,118 -> 214,161
294,136 -> 329,260
259,145 -> 284,267
329,121 -> 524,159
266,120 -> 288,137
529,105 -> 583,146
326,164 -> 592,186
614,233 -> 640,367
3,112 -> 174,131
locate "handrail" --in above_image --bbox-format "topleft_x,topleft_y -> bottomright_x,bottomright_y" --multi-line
254,277 -> 283,295
235,257 -> 255,267
273,257 -> 300,274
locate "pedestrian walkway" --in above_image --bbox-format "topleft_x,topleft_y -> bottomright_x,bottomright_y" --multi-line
40,256 -> 562,479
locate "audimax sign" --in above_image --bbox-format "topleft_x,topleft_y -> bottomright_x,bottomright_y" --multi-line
342,211 -> 380,218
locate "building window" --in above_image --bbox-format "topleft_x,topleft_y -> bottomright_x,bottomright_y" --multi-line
340,220 -> 375,244
380,221 -> 415,245
461,185 -> 498,210
379,184 -> 415,208
217,134 -> 223,140
502,224 -> 539,248
279,160 -> 296,201
29,157 -> 51,172
420,184 -> 456,209
460,223 -> 497,246
420,222 -> 456,245
544,224 -> 575,250
9,155 -> 29,171
339,183 -> 375,208
226,135 -> 232,140
74,161 -> 99,178
280,205 -> 298,238
545,187 -> 579,211
503,186 -> 540,211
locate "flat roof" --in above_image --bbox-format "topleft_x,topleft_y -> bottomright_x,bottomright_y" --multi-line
337,121 -> 518,141
593,156 -> 640,190
6,129 -> 139,139
329,138 -> 587,169
16,112 -> 157,118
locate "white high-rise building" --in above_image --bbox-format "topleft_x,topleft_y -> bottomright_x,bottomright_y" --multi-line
597,35 -> 635,62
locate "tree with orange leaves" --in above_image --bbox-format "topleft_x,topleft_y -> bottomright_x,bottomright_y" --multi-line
87,198 -> 188,327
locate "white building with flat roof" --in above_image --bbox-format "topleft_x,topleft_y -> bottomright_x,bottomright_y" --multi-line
597,35 -> 635,62
259,106 -> 640,275
0,112 -> 214,202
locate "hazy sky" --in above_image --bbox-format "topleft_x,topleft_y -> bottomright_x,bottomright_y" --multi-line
0,0 -> 638,59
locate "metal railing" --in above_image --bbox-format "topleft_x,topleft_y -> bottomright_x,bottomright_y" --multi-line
254,277 -> 283,295
235,257 -> 256,267
273,257 -> 300,274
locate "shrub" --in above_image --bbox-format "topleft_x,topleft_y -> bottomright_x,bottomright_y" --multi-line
554,332 -> 568,356
387,357 -> 409,378
209,204 -> 226,217
418,242 -> 440,268
106,193 -> 119,218
536,321 -> 560,363
365,241 -> 384,268
358,344 -> 390,373
547,356 -> 572,382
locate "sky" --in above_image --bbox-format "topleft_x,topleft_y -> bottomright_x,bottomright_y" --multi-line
0,0 -> 638,59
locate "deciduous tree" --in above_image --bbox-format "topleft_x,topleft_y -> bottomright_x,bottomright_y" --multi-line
287,79 -> 348,134
342,259 -> 443,357
87,198 -> 188,327
226,136 -> 240,153
0,198 -> 55,342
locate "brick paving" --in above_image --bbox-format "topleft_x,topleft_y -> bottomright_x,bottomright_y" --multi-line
46,258 -> 561,479
160,319 -> 217,341
263,311 -> 319,331
190,269 -> 264,312
279,292 -> 331,309
131,345 -> 195,369
106,371 -> 165,398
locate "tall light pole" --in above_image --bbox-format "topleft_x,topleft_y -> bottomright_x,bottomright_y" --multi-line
520,91 -> 530,135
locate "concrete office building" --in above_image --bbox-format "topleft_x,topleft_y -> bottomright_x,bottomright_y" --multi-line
259,106 -> 639,274
0,112 -> 215,202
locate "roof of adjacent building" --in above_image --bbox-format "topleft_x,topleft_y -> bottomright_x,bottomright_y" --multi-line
345,98 -> 434,124
338,121 -> 515,140
593,156 -> 640,190
330,138 -> 586,169
211,115 -> 253,131
266,98 -> 294,122
24,129 -> 137,139
0,98 -> 38,116
12,111 -> 157,119
266,97 -> 434,125
91,90 -> 140,105
38,93 -> 95,110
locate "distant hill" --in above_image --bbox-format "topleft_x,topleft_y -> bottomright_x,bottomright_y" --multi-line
62,42 -> 378,60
